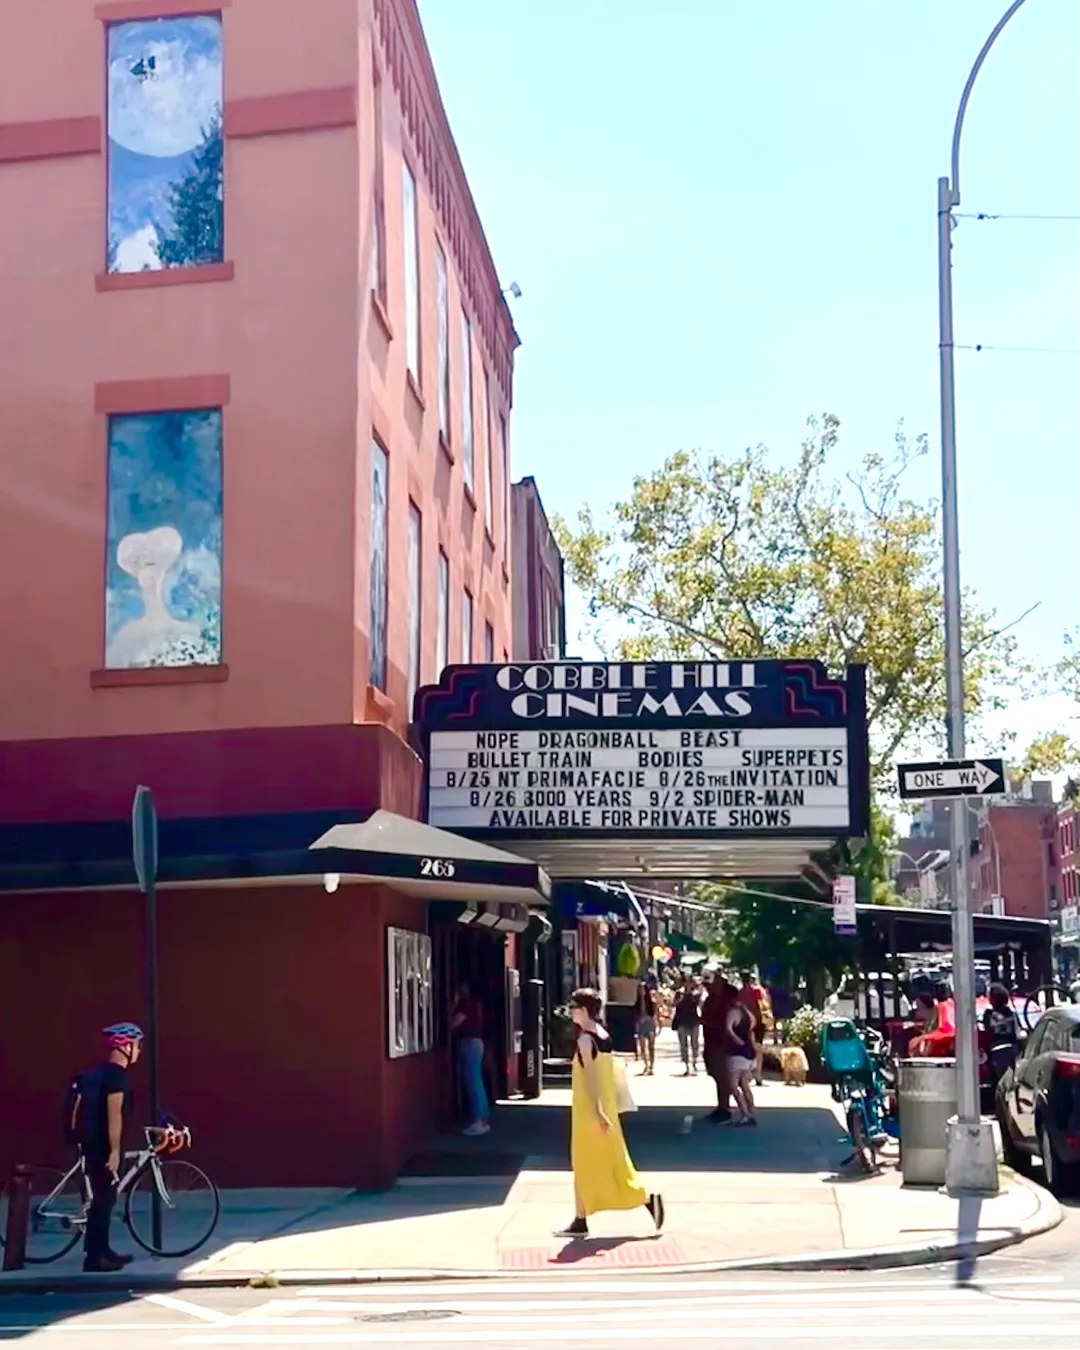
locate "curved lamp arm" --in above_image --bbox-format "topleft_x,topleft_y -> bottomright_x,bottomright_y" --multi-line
949,0 -> 1031,205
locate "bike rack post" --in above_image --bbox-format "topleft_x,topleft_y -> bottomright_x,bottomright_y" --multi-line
2,1165 -> 34,1271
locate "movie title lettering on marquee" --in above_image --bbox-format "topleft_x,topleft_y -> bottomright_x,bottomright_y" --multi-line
413,661 -> 871,842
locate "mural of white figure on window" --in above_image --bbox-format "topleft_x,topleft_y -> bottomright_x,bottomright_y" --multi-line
106,410 -> 223,669
107,16 -> 224,273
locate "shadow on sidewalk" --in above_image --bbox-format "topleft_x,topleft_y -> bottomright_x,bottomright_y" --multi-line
408,1099 -> 851,1178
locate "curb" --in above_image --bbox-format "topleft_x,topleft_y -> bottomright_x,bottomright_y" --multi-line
0,1172 -> 1062,1295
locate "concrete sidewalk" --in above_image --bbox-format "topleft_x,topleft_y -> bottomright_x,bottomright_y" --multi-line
0,1037 -> 1061,1289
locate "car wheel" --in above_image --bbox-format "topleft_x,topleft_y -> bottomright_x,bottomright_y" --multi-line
1038,1124 -> 1080,1199
997,1106 -> 1027,1172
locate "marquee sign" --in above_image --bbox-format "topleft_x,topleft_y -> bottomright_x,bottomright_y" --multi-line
413,661 -> 871,842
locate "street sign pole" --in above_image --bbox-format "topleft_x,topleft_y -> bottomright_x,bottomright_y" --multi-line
934,0 -> 1030,1197
132,786 -> 163,1251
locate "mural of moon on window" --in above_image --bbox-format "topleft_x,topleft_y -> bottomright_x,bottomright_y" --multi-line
107,16 -> 224,273
106,411 -> 223,669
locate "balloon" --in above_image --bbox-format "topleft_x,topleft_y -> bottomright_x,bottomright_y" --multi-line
651,945 -> 666,960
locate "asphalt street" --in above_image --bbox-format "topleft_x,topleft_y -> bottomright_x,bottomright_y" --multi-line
0,1200 -> 1075,1348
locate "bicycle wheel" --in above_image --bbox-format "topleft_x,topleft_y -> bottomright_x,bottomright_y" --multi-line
125,1158 -> 220,1258
0,1167 -> 85,1264
847,1104 -> 876,1173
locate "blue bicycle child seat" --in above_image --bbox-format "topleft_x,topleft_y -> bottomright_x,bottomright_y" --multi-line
821,1018 -> 873,1080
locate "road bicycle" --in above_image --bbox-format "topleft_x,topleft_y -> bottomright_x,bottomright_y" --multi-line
0,1118 -> 220,1263
822,1018 -> 896,1173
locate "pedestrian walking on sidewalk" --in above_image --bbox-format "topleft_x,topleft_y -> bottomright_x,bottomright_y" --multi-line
451,983 -> 490,1137
726,1000 -> 759,1126
702,971 -> 737,1122
555,988 -> 664,1240
635,976 -> 659,1075
738,971 -> 771,1087
65,1022 -> 143,1272
673,980 -> 702,1074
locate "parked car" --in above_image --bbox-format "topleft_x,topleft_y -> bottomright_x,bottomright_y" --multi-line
996,1005 -> 1080,1198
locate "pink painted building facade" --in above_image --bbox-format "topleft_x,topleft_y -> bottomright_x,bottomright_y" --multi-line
0,0 -> 522,1188
0,0 -> 516,747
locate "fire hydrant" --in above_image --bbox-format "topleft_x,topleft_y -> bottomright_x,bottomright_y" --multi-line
2,1165 -> 34,1271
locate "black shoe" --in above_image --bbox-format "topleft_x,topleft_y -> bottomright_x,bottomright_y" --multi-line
708,1108 -> 732,1123
646,1194 -> 666,1232
554,1218 -> 589,1238
106,1251 -> 134,1265
83,1255 -> 125,1273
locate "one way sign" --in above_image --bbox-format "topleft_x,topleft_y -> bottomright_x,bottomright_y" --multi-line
897,757 -> 1007,801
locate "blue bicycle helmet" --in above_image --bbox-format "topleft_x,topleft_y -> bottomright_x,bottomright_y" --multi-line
103,1021 -> 144,1049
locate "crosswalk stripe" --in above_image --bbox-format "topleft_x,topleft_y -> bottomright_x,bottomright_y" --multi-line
289,1274 -> 1064,1298
280,1286 -> 1079,1315
171,1322 -> 1080,1346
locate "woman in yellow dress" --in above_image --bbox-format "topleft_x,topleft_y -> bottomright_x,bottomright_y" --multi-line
556,988 -> 665,1239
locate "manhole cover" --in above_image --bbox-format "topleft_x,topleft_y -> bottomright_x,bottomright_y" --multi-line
360,1310 -> 462,1324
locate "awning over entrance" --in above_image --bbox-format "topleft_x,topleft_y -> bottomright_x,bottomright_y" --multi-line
0,807 -> 551,908
310,810 -> 552,907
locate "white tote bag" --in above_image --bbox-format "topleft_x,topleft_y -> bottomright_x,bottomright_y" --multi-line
612,1055 -> 637,1114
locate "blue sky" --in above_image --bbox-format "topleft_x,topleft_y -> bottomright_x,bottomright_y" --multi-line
419,0 -> 1079,759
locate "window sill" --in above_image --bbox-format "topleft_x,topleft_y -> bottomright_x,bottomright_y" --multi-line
502,561 -> 510,587
96,262 -> 235,292
463,482 -> 477,512
484,527 -> 495,551
370,288 -> 394,341
365,682 -> 396,726
91,665 -> 230,689
405,369 -> 425,412
438,430 -> 455,465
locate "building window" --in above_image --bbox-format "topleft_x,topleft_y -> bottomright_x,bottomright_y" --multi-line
370,439 -> 390,690
105,410 -> 223,668
484,621 -> 495,664
462,589 -> 474,663
460,311 -> 474,490
402,161 -> 421,382
480,367 -> 494,534
407,503 -> 422,709
500,413 -> 510,548
371,62 -> 387,306
435,243 -> 450,440
436,549 -> 449,676
387,927 -> 433,1059
107,16 -> 224,274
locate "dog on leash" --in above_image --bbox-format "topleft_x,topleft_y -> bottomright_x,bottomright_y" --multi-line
778,1045 -> 809,1086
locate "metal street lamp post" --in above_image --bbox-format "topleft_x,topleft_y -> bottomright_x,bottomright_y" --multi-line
938,0 -> 1031,1194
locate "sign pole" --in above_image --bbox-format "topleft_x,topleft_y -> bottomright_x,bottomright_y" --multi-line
934,8 -> 1034,1198
132,786 -> 163,1251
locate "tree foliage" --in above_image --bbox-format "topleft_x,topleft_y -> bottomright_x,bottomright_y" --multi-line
556,416 -> 1025,785
1012,730 -> 1080,785
696,800 -> 899,998
156,115 -> 224,269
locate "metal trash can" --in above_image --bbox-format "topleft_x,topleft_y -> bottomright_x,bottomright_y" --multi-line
898,1058 -> 957,1186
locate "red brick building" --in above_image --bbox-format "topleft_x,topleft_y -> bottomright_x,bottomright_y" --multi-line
972,798 -> 1059,920
0,0 -> 530,1189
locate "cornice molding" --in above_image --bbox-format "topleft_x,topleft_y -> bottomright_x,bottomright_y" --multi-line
373,0 -> 519,405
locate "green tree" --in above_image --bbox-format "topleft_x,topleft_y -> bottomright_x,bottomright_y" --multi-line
156,115 -> 224,269
698,882 -> 849,1005
696,799 -> 899,1000
1011,730 -> 1080,785
556,416 -> 1026,784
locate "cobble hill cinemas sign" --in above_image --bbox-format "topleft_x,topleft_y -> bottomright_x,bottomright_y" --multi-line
414,660 -> 871,842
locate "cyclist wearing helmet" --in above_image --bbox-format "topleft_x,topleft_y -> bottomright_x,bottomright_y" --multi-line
79,1022 -> 143,1272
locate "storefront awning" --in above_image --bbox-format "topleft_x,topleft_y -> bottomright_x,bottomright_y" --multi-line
309,811 -> 552,906
0,808 -> 551,907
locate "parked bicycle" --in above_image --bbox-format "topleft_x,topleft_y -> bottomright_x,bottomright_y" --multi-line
0,1117 -> 219,1263
821,1017 -> 896,1173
